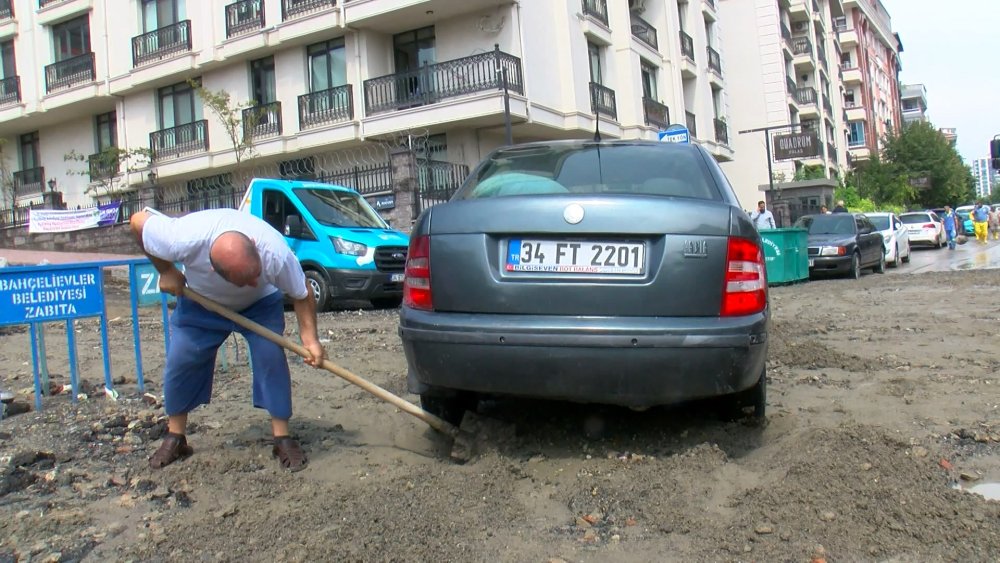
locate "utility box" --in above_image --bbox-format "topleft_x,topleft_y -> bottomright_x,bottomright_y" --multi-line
759,228 -> 809,285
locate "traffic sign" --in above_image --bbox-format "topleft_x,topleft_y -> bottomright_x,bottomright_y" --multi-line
658,125 -> 690,144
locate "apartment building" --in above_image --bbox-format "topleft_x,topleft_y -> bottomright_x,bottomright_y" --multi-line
939,127 -> 957,148
834,0 -> 902,163
972,158 -> 993,199
900,83 -> 927,124
0,0 -> 734,212
719,0 -> 846,202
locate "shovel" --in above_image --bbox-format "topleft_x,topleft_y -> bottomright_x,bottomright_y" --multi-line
181,288 -> 508,462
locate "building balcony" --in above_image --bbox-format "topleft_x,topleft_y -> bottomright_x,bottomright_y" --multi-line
132,20 -> 192,67
827,141 -> 838,163
794,86 -> 817,106
44,52 -> 95,93
581,0 -> 608,26
817,44 -> 828,72
838,28 -> 858,48
642,97 -> 669,130
299,86 -> 353,129
780,21 -> 792,48
685,111 -> 697,138
281,0 -> 334,21
702,0 -> 717,20
788,0 -> 809,19
840,64 -> 861,83
589,82 -> 617,120
363,49 -> 523,116
822,93 -> 832,115
713,118 -> 728,145
680,31 -> 695,61
630,14 -> 658,50
226,0 -> 265,39
243,101 -> 282,139
786,76 -> 798,97
150,120 -> 208,161
707,46 -> 722,76
845,101 -> 866,121
0,76 -> 20,107
88,153 -> 121,181
13,167 -> 44,198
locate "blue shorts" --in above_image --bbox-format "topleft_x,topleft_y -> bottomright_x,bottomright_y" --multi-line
162,291 -> 293,419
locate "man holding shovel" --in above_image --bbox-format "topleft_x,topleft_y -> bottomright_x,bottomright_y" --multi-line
130,208 -> 325,472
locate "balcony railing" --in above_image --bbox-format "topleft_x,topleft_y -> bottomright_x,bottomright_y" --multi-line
0,1 -> 12,19
581,0 -> 608,25
88,153 -> 121,181
780,22 -> 792,43
299,85 -> 353,129
642,97 -> 669,129
243,101 -> 282,139
713,118 -> 728,145
0,76 -> 20,106
822,93 -> 832,114
827,142 -> 838,162
281,0 -> 333,21
226,0 -> 265,38
795,87 -> 817,105
787,76 -> 797,95
132,20 -> 192,67
630,15 -> 658,49
149,120 -> 208,161
363,49 -> 524,115
812,0 -> 820,13
792,37 -> 812,56
833,21 -> 848,32
685,111 -> 697,138
680,31 -> 695,61
589,82 -> 617,119
707,46 -> 722,75
13,167 -> 44,198
800,119 -> 819,132
817,44 -> 828,70
38,0 -> 62,7
44,52 -> 95,93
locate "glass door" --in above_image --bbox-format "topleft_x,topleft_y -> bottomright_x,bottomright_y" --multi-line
393,26 -> 435,107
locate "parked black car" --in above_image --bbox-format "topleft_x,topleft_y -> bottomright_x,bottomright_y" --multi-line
794,213 -> 885,279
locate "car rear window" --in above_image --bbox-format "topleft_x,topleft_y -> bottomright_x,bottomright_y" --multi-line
900,214 -> 931,224
456,144 -> 721,201
793,214 -> 856,234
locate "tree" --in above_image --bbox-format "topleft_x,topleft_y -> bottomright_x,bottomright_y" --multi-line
878,121 -> 975,207
63,147 -> 152,197
849,153 -> 915,207
189,79 -> 265,190
792,164 -> 827,181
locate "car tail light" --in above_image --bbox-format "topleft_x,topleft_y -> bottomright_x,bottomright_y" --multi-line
403,235 -> 432,310
923,223 -> 936,229
721,237 -> 767,317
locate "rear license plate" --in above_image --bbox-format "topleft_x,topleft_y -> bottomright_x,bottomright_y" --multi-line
390,273 -> 405,282
506,240 -> 645,274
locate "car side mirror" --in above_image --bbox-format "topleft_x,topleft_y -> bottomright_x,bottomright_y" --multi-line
284,215 -> 303,238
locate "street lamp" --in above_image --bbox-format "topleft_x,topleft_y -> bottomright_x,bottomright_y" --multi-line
47,178 -> 56,192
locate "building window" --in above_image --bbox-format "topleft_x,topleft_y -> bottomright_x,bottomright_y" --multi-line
306,38 -> 346,92
52,16 -> 90,62
250,56 -> 276,104
19,131 -> 39,170
587,41 -> 602,84
157,80 -> 200,129
393,26 -> 435,73
95,112 -> 117,151
640,62 -> 657,100
143,0 -> 184,32
847,121 -> 865,147
0,39 -> 14,78
844,90 -> 856,107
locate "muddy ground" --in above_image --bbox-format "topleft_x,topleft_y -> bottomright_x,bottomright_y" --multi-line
1,269 -> 999,562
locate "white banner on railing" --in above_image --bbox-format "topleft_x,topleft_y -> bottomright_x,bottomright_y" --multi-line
28,208 -> 101,233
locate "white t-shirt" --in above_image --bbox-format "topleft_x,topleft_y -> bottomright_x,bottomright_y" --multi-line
750,209 -> 775,230
142,209 -> 308,311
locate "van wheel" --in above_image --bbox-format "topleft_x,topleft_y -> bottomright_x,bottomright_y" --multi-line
371,297 -> 403,310
717,369 -> 766,422
304,270 -> 330,311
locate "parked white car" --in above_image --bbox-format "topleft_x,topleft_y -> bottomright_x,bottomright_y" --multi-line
899,211 -> 945,248
866,212 -> 911,267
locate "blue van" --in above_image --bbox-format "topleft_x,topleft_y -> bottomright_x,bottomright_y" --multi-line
240,178 -> 410,310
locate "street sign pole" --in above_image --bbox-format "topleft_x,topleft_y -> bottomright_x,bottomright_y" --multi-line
738,123 -> 804,196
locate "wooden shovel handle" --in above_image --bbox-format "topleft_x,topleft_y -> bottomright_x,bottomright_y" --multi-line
181,288 -> 459,438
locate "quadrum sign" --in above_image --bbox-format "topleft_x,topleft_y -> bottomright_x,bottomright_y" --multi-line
773,132 -> 821,160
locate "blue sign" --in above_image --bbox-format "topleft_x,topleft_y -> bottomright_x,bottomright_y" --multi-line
658,125 -> 690,145
131,262 -> 178,307
0,266 -> 105,325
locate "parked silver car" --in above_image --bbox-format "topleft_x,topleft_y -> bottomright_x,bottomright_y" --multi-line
398,140 -> 769,422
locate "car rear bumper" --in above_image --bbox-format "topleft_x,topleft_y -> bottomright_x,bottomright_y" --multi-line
809,254 -> 853,274
398,309 -> 768,407
326,268 -> 404,300
907,231 -> 938,245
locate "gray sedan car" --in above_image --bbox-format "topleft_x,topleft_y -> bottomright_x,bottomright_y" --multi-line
399,140 -> 769,422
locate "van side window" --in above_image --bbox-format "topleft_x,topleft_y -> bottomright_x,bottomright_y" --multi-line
262,189 -> 314,239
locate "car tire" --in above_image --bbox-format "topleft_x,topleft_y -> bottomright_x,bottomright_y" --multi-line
901,246 -> 910,263
874,251 -> 885,274
848,253 -> 861,280
420,390 -> 478,426
888,244 -> 899,268
717,369 -> 766,422
371,297 -> 403,310
304,270 -> 330,312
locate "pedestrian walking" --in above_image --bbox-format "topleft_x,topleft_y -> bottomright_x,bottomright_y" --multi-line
972,202 -> 990,244
130,208 -> 325,472
942,205 -> 959,250
750,200 -> 775,230
989,207 -> 999,241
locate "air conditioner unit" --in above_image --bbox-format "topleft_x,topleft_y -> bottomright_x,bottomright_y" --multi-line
792,21 -> 809,32
629,0 -> 648,13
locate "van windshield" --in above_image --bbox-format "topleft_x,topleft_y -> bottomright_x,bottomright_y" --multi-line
294,189 -> 387,229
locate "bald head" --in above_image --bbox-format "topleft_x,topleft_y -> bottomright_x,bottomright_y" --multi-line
210,231 -> 262,287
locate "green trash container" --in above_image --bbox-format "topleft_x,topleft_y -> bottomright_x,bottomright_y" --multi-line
759,228 -> 809,285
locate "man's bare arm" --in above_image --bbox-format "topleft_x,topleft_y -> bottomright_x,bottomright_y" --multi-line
129,211 -> 186,296
292,278 -> 324,368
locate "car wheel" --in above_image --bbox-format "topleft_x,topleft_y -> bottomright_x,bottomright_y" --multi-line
717,369 -> 766,422
848,253 -> 861,280
874,251 -> 886,274
888,244 -> 899,268
371,297 -> 403,310
304,270 -> 330,312
420,389 -> 478,426
901,245 -> 911,263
